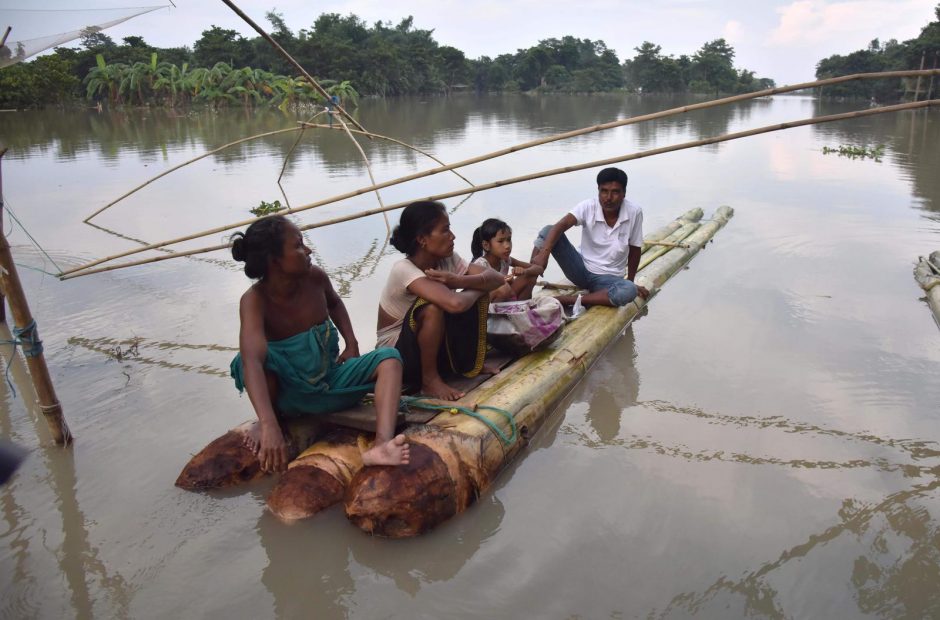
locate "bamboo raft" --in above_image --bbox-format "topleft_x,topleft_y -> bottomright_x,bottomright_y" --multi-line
915,251 -> 940,327
176,205 -> 733,536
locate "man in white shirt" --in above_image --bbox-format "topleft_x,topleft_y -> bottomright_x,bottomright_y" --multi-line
531,167 -> 650,307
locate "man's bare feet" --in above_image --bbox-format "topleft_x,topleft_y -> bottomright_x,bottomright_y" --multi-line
362,434 -> 411,466
421,376 -> 465,401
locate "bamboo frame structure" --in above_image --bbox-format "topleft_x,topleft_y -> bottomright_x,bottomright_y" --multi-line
60,69 -> 940,277
276,110 -> 327,209
59,97 -> 940,280
83,127 -> 306,222
298,122 -> 476,188
332,112 -> 390,233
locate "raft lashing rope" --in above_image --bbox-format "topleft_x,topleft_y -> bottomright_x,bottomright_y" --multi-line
400,396 -> 518,446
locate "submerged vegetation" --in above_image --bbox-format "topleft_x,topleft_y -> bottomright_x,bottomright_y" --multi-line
821,144 -> 886,161
2,10 -> 773,109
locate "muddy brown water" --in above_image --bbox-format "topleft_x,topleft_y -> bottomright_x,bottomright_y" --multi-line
1,94 -> 939,618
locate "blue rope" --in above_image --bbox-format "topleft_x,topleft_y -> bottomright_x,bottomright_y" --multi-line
0,320 -> 44,399
401,396 -> 518,446
12,320 -> 43,358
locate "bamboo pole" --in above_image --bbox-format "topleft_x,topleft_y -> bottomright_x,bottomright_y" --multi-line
299,122 -> 476,188
0,145 -> 5,322
60,69 -> 940,276
59,98 -> 940,281
83,127 -> 305,222
647,240 -> 690,249
332,112 -> 390,233
0,150 -> 71,445
219,0 -> 365,133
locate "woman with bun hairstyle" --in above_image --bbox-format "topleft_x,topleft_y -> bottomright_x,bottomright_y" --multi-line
230,215 -> 409,473
377,201 -> 505,401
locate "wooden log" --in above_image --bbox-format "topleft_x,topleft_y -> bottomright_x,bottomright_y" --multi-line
344,206 -> 734,537
914,251 -> 940,326
175,417 -> 322,490
265,427 -> 362,521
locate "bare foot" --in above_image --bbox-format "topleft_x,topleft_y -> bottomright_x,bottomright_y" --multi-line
362,434 -> 411,467
243,422 -> 262,454
421,377 -> 465,401
481,363 -> 501,376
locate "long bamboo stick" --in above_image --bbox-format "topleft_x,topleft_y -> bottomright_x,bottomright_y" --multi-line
60,69 -> 940,275
299,122 -> 476,188
83,127 -> 305,222
0,144 -> 5,322
59,98 -> 940,281
219,0 -> 365,133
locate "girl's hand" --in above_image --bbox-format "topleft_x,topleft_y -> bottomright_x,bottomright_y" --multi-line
338,342 -> 360,364
504,273 -> 515,283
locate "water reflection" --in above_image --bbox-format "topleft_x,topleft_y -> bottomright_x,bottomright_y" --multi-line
0,324 -> 131,618
583,326 -> 640,443
256,492 -> 505,616
812,102 -> 940,216
656,476 -> 940,619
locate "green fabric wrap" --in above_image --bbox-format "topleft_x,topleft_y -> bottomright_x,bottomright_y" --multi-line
231,320 -> 401,416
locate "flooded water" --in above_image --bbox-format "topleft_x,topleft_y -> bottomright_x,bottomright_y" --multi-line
0,93 -> 938,618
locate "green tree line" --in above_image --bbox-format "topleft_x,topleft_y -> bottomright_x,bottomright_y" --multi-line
815,3 -> 940,100
1,10 -> 774,109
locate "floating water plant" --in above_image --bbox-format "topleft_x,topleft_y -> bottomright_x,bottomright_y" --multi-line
250,199 -> 285,217
821,144 -> 886,161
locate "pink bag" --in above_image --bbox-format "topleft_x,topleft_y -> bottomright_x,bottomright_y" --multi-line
487,297 -> 564,355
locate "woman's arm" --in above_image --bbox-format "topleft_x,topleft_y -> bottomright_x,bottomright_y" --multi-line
425,262 -> 505,292
238,290 -> 289,473
407,277 -> 485,314
322,268 -> 360,362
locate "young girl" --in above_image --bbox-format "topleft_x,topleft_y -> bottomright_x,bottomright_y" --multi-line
230,216 -> 409,473
470,218 -> 544,302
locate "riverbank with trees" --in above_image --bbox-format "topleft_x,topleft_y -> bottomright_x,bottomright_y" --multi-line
1,11 -> 774,109
815,4 -> 939,101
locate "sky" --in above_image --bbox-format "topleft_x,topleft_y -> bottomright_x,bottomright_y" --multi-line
2,0 -> 938,85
